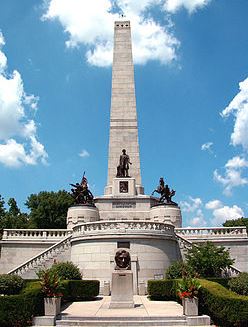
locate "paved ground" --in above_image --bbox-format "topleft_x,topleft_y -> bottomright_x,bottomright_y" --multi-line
61,295 -> 184,318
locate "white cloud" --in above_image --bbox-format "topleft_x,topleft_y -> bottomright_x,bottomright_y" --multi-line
79,149 -> 90,158
210,204 -> 244,226
42,0 -> 182,67
221,77 -> 248,151
214,156 -> 248,196
180,196 -> 207,227
0,31 -> 47,168
164,0 -> 212,13
180,196 -> 202,213
201,141 -> 214,155
205,199 -> 222,210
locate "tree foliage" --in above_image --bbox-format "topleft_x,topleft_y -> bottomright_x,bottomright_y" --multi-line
26,190 -> 74,229
223,217 -> 248,231
0,197 -> 28,230
185,242 -> 234,277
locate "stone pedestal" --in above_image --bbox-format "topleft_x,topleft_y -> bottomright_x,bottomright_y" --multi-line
150,204 -> 182,228
105,177 -> 144,196
67,205 -> 100,229
109,270 -> 134,308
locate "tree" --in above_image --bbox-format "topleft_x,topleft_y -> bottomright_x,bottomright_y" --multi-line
185,241 -> 234,277
223,217 -> 248,231
26,190 -> 75,229
0,198 -> 29,229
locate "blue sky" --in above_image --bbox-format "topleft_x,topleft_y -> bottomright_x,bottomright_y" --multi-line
0,0 -> 248,227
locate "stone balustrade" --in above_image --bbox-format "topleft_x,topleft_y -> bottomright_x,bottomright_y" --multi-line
2,229 -> 71,241
8,235 -> 72,276
72,220 -> 175,239
175,226 -> 247,239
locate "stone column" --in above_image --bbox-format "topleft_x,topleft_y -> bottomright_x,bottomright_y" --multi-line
105,21 -> 143,195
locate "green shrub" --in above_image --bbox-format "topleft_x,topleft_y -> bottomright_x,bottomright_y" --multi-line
199,279 -> 248,327
205,277 -> 230,288
165,261 -> 193,279
228,273 -> 248,296
0,281 -> 43,327
49,261 -> 82,280
147,279 -> 178,300
0,274 -> 24,295
62,280 -> 100,301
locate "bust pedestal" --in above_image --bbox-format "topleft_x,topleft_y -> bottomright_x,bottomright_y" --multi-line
67,205 -> 100,229
109,270 -> 134,308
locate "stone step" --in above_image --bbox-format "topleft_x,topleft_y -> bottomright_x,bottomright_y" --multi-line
60,316 -> 186,321
56,319 -> 187,326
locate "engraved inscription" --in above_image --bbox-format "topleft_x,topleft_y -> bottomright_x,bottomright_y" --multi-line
112,202 -> 136,209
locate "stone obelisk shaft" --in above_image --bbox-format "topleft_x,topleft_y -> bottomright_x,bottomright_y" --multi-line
106,21 -> 142,194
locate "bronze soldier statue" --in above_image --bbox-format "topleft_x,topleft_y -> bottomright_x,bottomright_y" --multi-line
152,177 -> 176,204
70,173 -> 94,205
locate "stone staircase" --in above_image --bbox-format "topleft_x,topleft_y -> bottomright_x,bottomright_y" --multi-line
8,235 -> 72,278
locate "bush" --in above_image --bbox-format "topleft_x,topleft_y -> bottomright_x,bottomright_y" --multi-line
62,280 -> 100,301
49,261 -> 82,280
185,242 -> 234,277
0,274 -> 24,295
147,279 -> 178,300
199,279 -> 248,327
0,281 -> 43,327
228,273 -> 248,295
165,261 -> 193,279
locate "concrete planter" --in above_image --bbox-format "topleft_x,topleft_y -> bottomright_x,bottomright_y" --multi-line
183,297 -> 198,316
44,297 -> 61,316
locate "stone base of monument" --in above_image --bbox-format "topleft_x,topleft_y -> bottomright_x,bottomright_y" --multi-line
67,205 -> 100,229
109,270 -> 134,308
150,203 -> 182,228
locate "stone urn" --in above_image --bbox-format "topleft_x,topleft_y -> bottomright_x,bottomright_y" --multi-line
183,297 -> 198,316
44,297 -> 61,316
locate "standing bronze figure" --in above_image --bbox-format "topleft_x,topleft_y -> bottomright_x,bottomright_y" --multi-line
152,177 -> 176,204
116,149 -> 132,178
70,173 -> 94,205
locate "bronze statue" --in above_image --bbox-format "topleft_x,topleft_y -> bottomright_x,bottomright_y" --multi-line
70,173 -> 94,205
152,177 -> 176,204
116,149 -> 132,178
115,249 -> 131,270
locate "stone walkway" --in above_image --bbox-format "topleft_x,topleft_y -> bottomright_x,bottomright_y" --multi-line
61,295 -> 184,318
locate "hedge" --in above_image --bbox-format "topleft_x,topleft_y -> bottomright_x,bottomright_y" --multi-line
0,274 -> 24,295
0,281 -> 43,327
62,280 -> 100,301
0,279 -> 100,327
198,279 -> 248,327
147,278 -> 248,327
147,279 -> 178,301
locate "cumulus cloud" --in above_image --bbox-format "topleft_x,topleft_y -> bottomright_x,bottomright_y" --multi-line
221,77 -> 248,151
205,200 -> 244,226
0,32 -> 47,168
79,149 -> 90,158
42,0 -> 212,67
180,196 -> 207,226
164,0 -> 212,13
214,156 -> 248,196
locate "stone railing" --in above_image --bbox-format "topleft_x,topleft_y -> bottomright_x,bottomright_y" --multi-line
72,220 -> 175,238
8,235 -> 72,276
175,226 -> 247,239
2,229 -> 71,241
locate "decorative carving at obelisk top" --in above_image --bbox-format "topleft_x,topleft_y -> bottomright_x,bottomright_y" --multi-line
152,177 -> 177,205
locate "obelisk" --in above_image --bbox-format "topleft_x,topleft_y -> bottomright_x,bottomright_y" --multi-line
105,21 -> 144,195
